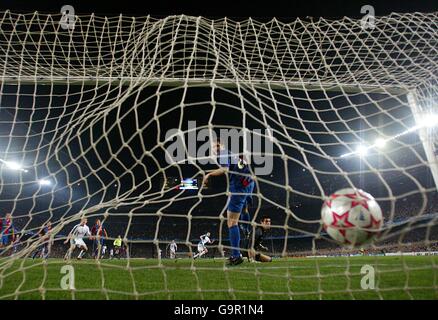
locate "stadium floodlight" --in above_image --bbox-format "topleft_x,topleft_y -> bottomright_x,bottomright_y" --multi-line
38,179 -> 51,186
0,159 -> 27,172
5,161 -> 22,170
418,113 -> 438,128
375,138 -> 387,148
356,145 -> 368,157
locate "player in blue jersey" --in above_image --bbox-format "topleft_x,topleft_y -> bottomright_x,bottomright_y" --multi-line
240,196 -> 253,238
203,140 -> 255,266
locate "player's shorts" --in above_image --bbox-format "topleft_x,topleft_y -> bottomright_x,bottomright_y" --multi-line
2,234 -> 12,246
227,181 -> 255,213
197,243 -> 206,253
94,237 -> 105,246
72,238 -> 87,249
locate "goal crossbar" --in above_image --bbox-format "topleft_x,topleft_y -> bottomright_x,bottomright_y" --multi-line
0,76 -> 410,94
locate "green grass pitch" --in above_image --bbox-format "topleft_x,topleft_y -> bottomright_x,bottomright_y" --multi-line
0,256 -> 437,300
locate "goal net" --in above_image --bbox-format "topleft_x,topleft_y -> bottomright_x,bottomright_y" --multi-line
0,10 -> 437,300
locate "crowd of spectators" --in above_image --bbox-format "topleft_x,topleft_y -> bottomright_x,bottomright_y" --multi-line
3,184 -> 437,259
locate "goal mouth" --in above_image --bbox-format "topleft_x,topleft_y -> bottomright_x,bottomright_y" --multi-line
0,10 -> 437,300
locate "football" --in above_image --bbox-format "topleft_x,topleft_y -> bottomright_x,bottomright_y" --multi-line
321,188 -> 383,246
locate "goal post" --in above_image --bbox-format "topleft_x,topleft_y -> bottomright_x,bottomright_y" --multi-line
0,10 -> 437,300
407,90 -> 438,189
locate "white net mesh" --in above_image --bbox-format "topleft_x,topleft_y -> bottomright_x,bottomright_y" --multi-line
0,11 -> 437,299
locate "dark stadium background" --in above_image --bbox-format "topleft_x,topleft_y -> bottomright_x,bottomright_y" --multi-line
1,0 -> 437,20
0,0 -> 437,257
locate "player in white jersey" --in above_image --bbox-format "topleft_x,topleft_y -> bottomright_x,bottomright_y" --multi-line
101,245 -> 107,258
167,240 -> 178,259
193,232 -> 213,259
64,218 -> 91,260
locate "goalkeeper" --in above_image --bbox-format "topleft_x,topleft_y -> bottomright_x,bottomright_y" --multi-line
113,235 -> 122,259
203,139 -> 255,266
245,216 -> 272,263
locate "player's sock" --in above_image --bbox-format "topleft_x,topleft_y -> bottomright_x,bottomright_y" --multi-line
240,212 -> 251,234
229,225 -> 241,258
78,250 -> 85,258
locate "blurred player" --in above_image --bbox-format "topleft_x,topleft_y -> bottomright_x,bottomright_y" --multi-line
193,232 -> 213,259
41,221 -> 53,259
245,216 -> 272,263
0,213 -> 16,254
64,218 -> 91,260
239,196 -> 253,238
12,231 -> 21,255
113,235 -> 122,259
121,242 -> 129,258
101,245 -> 107,258
32,221 -> 52,259
91,219 -> 108,259
167,240 -> 178,259
203,140 -> 255,265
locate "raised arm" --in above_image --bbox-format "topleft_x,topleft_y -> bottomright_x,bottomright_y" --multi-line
64,225 -> 76,244
207,167 -> 228,177
203,167 -> 228,186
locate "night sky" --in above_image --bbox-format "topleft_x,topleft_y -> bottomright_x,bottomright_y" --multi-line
0,0 -> 436,19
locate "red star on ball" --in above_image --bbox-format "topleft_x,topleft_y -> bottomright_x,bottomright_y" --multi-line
365,214 -> 381,230
364,215 -> 382,239
351,199 -> 369,210
325,193 -> 345,208
331,211 -> 355,236
324,200 -> 332,208
341,190 -> 371,201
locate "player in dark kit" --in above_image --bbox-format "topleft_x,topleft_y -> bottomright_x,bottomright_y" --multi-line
91,219 -> 108,259
245,216 -> 272,262
32,221 -> 52,259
